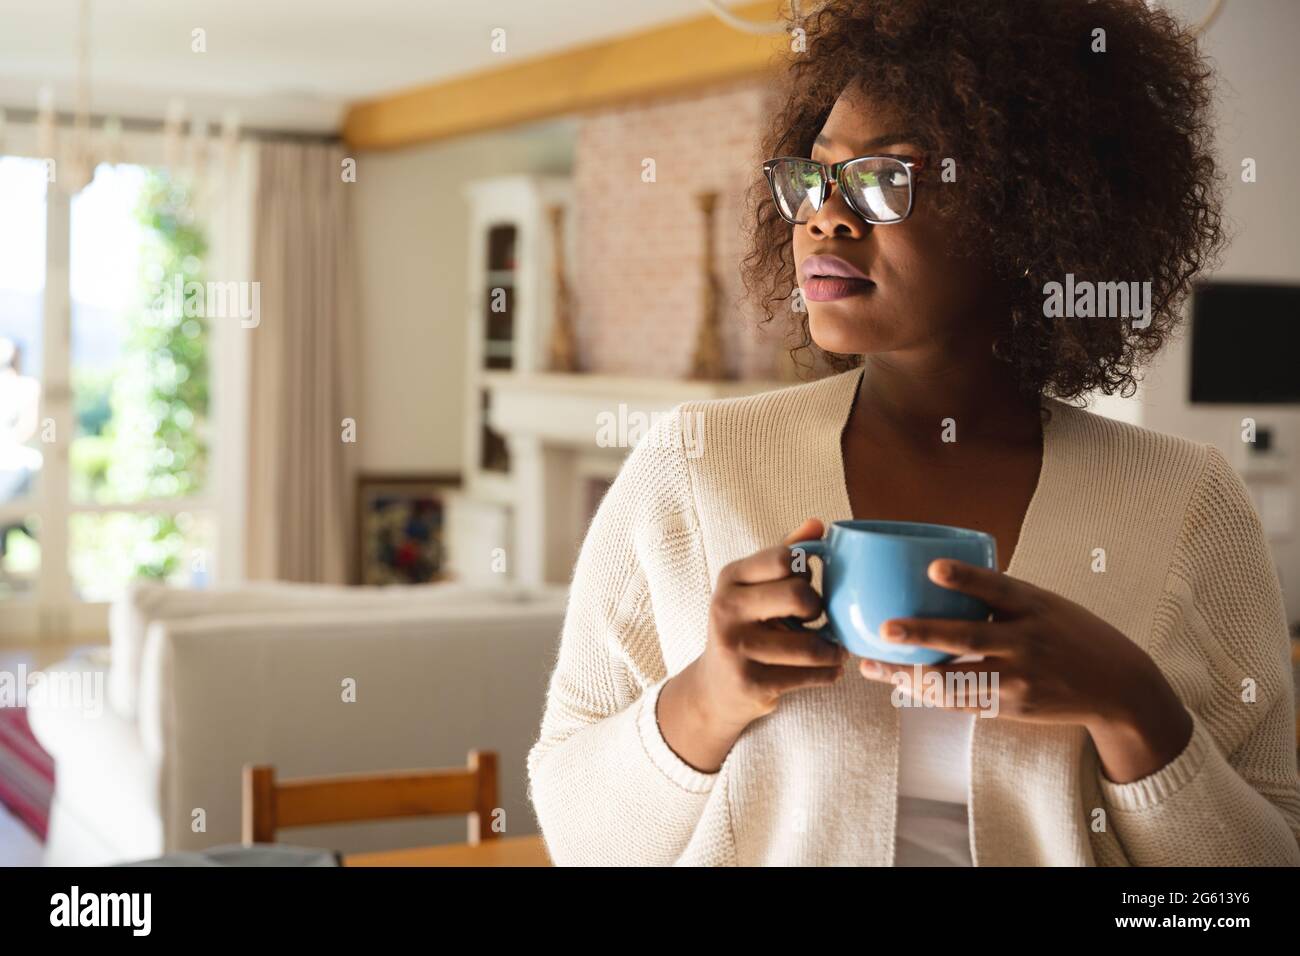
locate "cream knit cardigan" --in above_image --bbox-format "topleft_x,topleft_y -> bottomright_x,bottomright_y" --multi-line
527,367 -> 1300,866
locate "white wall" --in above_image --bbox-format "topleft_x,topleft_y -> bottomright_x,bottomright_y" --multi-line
1134,0 -> 1300,620
352,119 -> 575,474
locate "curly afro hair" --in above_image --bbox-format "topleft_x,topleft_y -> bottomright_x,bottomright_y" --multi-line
743,0 -> 1225,400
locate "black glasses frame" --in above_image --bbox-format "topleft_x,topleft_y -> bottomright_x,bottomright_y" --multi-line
762,153 -> 922,226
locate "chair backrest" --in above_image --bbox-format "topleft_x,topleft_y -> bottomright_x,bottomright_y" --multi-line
242,750 -> 498,846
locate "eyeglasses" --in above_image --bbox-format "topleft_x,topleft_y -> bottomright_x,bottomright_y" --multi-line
762,154 -> 921,226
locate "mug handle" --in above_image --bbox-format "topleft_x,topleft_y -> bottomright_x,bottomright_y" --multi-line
779,539 -> 837,644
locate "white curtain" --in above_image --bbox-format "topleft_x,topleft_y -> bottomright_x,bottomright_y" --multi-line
244,140 -> 359,583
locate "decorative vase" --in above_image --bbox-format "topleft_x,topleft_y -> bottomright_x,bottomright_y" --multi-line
689,191 -> 728,381
546,203 -> 579,373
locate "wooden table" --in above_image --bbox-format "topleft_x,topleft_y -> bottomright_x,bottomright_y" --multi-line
343,835 -> 551,867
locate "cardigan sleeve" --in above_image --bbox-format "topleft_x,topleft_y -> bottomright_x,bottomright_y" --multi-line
526,407 -> 719,865
1098,445 -> 1300,866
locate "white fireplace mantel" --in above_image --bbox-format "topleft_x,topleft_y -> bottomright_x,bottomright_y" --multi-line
486,371 -> 782,445
484,371 -> 785,586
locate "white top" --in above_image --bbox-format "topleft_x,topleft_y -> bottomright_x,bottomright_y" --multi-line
895,704 -> 975,866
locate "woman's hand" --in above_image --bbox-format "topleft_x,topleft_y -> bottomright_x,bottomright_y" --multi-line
658,518 -> 849,773
858,558 -> 1195,784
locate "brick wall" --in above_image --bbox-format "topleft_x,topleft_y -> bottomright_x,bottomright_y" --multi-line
571,78 -> 793,381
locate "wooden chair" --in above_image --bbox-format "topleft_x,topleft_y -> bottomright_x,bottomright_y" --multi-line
242,750 -> 499,846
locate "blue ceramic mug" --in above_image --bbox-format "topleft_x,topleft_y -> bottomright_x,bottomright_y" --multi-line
785,520 -> 998,665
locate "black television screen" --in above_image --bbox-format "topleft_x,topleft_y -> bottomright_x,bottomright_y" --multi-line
1189,282 -> 1300,404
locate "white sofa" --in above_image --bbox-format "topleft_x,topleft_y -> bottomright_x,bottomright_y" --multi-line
28,580 -> 568,866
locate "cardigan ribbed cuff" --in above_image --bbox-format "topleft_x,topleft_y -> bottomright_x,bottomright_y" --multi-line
1098,707 -> 1212,812
636,678 -> 719,794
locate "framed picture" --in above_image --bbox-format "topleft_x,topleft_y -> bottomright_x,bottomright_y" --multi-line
354,473 -> 460,586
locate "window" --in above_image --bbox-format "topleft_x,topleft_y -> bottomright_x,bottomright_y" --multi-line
0,151 -> 222,637
0,157 -> 48,604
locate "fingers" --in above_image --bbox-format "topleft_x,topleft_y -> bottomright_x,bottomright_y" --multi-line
724,518 -> 824,585
712,566 -> 842,667
879,616 -> 1025,657
717,574 -> 822,624
859,658 -> 998,683
928,559 -> 1039,615
782,517 -> 824,546
726,544 -> 808,586
745,659 -> 844,695
731,622 -> 847,667
858,658 -> 997,710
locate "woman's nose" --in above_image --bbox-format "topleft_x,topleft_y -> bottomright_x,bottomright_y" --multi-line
805,185 -> 869,239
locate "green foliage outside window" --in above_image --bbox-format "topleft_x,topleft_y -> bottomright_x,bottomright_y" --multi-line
123,172 -> 210,579
68,171 -> 210,583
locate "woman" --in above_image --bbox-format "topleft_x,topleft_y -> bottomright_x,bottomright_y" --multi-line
527,0 -> 1300,865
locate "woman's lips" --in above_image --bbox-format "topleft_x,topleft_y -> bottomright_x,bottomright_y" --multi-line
802,275 -> 875,301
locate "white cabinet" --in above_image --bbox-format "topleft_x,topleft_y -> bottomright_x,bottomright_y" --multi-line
460,175 -> 573,504
451,175 -> 573,583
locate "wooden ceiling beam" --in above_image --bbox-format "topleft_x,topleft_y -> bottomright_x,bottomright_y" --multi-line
342,1 -> 791,151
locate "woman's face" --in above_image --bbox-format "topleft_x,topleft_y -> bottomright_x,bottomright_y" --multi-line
791,83 -> 1004,361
